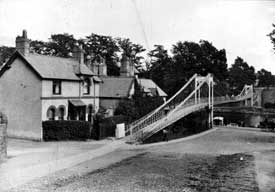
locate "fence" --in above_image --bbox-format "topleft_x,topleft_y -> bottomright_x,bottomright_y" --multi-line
0,112 -> 7,161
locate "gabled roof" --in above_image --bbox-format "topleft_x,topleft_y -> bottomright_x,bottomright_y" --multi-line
138,78 -> 167,97
25,53 -> 94,80
100,76 -> 135,98
0,51 -> 96,81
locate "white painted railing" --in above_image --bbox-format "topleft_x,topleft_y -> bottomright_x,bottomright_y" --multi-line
124,74 -> 253,142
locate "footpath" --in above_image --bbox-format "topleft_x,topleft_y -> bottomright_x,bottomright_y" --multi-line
0,138 -> 125,191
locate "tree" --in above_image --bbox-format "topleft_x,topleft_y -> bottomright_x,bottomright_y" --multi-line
268,24 -> 275,52
257,69 -> 274,87
116,38 -> 146,71
147,45 -> 172,93
199,40 -> 228,81
115,81 -> 163,122
30,33 -> 77,57
228,57 -> 256,94
0,46 -> 15,66
48,33 -> 76,57
167,40 -> 228,96
84,33 -> 120,76
30,40 -> 53,55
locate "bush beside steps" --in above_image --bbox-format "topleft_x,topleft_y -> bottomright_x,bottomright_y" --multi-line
43,120 -> 92,141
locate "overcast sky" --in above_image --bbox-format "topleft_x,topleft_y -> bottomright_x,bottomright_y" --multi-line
0,0 -> 274,73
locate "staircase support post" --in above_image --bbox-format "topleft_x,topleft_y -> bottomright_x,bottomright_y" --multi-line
250,85 -> 254,107
208,77 -> 211,128
208,74 -> 214,129
211,79 -> 214,128
195,78 -> 197,104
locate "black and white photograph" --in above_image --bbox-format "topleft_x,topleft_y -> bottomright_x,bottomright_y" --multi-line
0,0 -> 275,191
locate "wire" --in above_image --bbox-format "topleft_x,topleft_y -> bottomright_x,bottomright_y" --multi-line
131,0 -> 150,50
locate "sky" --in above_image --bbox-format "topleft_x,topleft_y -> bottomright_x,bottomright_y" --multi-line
0,0 -> 274,73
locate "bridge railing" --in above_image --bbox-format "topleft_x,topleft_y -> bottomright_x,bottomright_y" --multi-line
125,74 -> 198,136
125,75 -> 253,140
131,75 -> 211,140
141,93 -> 252,141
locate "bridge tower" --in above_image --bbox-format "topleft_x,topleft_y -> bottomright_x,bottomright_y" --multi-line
195,74 -> 214,128
239,85 -> 253,106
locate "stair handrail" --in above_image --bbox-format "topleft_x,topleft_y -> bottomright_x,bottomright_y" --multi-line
132,82 -> 254,141
131,77 -> 209,140
125,73 -> 198,134
165,74 -> 210,119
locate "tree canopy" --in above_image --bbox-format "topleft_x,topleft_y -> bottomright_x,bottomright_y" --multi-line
228,57 -> 256,94
0,46 -> 15,66
268,23 -> 275,53
145,40 -> 229,96
257,69 -> 274,87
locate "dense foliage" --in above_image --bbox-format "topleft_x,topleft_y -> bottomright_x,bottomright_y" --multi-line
257,69 -> 274,87
115,81 -> 164,122
0,46 -> 15,66
42,120 -> 92,141
268,23 -> 275,53
228,57 -> 256,94
146,41 -> 229,96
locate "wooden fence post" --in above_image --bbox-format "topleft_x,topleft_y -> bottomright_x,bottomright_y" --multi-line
0,112 -> 7,162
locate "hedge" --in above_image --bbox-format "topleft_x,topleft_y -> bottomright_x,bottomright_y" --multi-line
43,120 -> 92,141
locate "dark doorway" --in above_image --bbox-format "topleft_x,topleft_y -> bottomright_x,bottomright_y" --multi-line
68,100 -> 86,121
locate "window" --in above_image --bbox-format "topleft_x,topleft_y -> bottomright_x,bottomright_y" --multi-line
53,80 -> 62,95
83,78 -> 91,95
47,106 -> 56,120
58,106 -> 66,120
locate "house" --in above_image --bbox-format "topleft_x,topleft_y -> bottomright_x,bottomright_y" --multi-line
0,30 -> 101,140
254,87 -> 275,107
95,53 -> 167,115
137,78 -> 167,100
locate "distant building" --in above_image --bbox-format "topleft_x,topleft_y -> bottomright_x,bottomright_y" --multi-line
254,87 -> 275,107
0,30 -> 101,140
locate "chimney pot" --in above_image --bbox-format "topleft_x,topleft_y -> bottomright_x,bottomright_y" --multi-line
22,30 -> 27,38
120,54 -> 134,77
15,29 -> 30,56
73,45 -> 85,65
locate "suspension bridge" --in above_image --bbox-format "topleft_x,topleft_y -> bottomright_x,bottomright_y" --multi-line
124,73 -> 254,143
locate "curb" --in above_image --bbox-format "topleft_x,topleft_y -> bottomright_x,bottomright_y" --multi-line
220,126 -> 275,133
122,127 -> 219,149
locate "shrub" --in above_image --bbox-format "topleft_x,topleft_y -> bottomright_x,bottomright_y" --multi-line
42,120 -> 92,141
264,102 -> 275,109
95,115 -> 127,139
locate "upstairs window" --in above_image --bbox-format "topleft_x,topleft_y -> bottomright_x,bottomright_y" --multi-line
53,80 -> 62,95
83,78 -> 91,95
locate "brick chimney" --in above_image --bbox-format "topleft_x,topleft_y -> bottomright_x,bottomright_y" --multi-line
72,44 -> 85,74
73,44 -> 85,65
120,54 -> 134,77
98,56 -> 107,76
88,54 -> 107,76
15,30 -> 30,56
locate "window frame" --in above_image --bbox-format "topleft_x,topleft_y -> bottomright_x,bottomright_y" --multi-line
58,106 -> 65,120
47,106 -> 56,120
83,78 -> 91,95
52,80 -> 62,95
